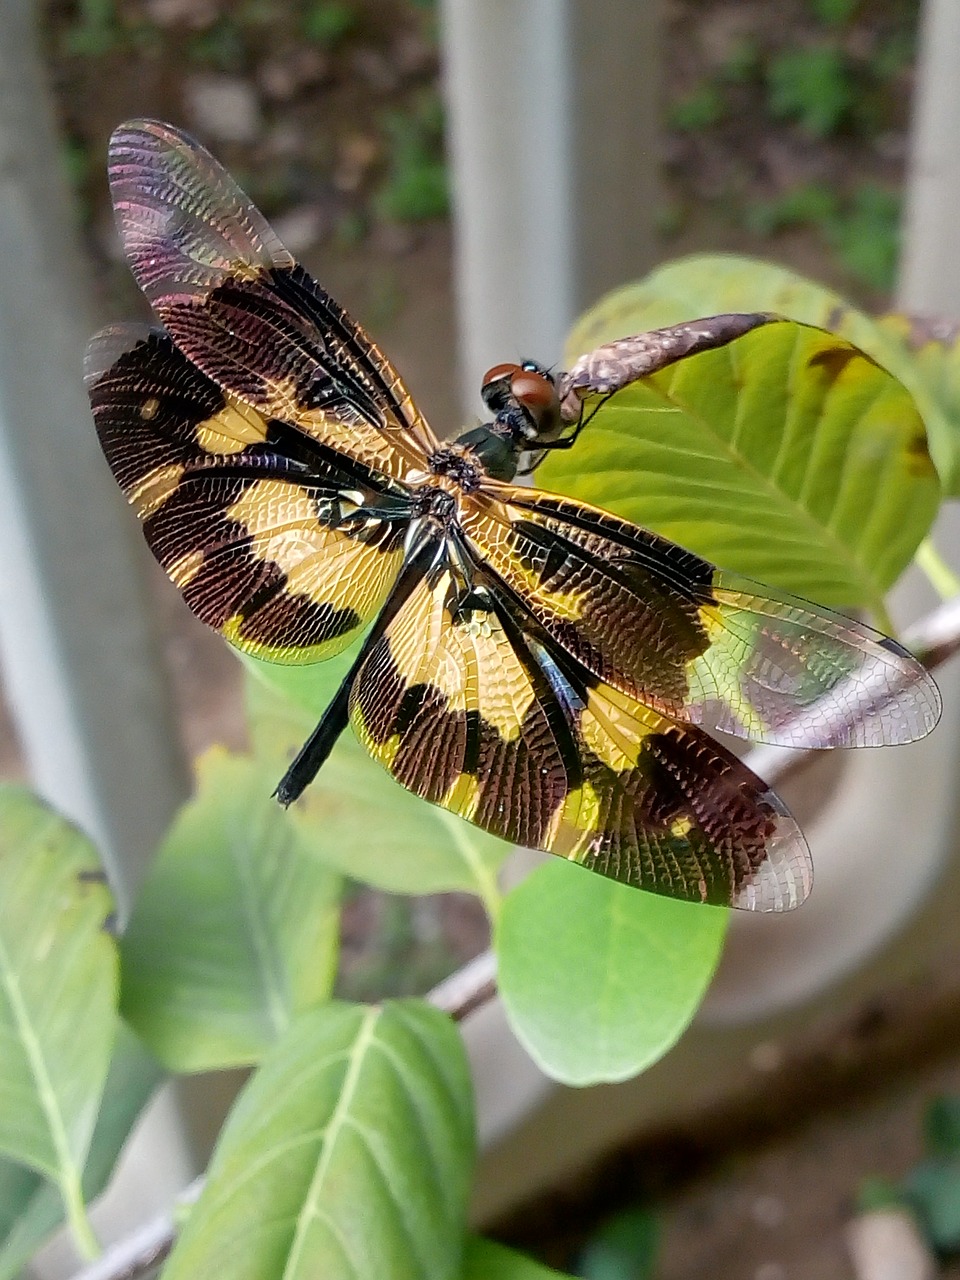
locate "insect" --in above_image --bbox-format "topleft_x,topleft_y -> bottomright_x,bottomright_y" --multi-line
86,120 -> 941,912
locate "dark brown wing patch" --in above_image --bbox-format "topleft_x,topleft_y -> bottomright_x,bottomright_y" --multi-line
87,326 -> 407,663
107,119 -> 438,483
349,562 -> 811,910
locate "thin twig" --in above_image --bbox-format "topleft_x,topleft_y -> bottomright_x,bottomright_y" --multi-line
67,1180 -> 202,1280
428,948 -> 498,1021
70,594 -> 960,1280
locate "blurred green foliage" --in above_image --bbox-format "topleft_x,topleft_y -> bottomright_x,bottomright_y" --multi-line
376,91 -> 449,222
302,1 -> 357,46
766,46 -> 856,137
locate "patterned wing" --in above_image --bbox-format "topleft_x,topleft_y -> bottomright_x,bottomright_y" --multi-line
348,564 -> 811,911
458,485 -> 940,748
86,325 -> 407,663
106,118 -> 438,483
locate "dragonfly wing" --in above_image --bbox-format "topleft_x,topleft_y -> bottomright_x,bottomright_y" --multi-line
463,485 -> 940,747
87,325 -> 407,663
348,561 -> 811,910
107,119 -> 438,483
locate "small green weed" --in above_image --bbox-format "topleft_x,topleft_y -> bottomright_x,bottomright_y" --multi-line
578,1207 -> 659,1280
746,180 -> 899,292
859,1096 -> 960,1256
870,30 -> 916,81
746,182 -> 839,237
61,0 -> 122,57
335,210 -> 369,247
767,46 -> 856,137
720,37 -> 762,85
827,183 -> 900,292
302,1 -> 357,47
375,93 -> 449,223
187,18 -> 247,72
810,0 -> 858,29
668,83 -> 726,131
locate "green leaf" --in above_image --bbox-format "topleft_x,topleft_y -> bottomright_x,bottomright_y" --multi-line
121,749 -> 341,1072
904,1158 -> 960,1252
496,862 -> 726,1085
246,660 -> 507,913
302,1 -> 356,46
857,1175 -> 906,1215
0,1162 -> 42,1253
164,1000 -> 475,1280
925,1097 -> 960,1158
877,311 -> 960,493
579,1208 -> 659,1280
550,272 -> 939,612
0,1023 -> 163,1278
767,47 -> 854,137
464,1237 -> 574,1278
565,253 -> 956,493
826,183 -> 900,294
0,785 -> 118,1255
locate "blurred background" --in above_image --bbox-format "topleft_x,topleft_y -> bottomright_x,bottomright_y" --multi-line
5,0 -> 960,1276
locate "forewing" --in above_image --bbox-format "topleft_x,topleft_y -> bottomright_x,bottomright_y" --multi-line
107,118 -> 437,482
461,486 -> 940,748
87,325 -> 406,663
348,566 -> 811,910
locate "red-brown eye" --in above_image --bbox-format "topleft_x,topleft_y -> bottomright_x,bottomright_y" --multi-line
510,370 -> 557,411
481,362 -> 521,394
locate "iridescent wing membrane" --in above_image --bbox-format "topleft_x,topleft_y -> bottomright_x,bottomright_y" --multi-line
88,119 -> 941,913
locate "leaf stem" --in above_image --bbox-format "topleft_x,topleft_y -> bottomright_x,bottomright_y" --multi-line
435,809 -> 503,923
871,598 -> 896,639
915,537 -> 960,602
62,1166 -> 101,1260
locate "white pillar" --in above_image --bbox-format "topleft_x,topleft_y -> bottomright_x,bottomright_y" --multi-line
0,0 -> 190,916
440,0 -> 661,414
898,0 -> 960,312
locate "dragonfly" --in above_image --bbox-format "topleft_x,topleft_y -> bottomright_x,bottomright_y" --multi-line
86,119 -> 941,913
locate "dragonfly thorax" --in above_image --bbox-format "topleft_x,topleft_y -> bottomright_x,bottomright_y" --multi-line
427,443 -> 485,491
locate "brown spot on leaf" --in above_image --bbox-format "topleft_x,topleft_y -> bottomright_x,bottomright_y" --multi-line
903,428 -> 936,478
77,867 -> 108,884
806,345 -> 859,386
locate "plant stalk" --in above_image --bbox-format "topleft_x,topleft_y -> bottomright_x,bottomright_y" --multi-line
915,537 -> 960,602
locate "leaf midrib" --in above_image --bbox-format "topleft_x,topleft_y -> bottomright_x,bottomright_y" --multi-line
283,1007 -> 380,1278
583,355 -> 891,614
0,922 -> 81,1194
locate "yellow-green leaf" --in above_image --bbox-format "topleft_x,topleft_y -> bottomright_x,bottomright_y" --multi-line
496,862 -> 726,1086
546,307 -> 937,614
565,252 -> 956,490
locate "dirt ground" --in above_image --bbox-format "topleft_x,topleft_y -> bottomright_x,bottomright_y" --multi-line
7,0 -> 959,1275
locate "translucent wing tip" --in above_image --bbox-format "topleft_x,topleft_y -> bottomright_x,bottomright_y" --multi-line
734,792 -> 814,913
107,119 -> 204,202
84,322 -> 155,389
105,117 -> 294,300
878,636 -> 942,742
109,117 -> 194,155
